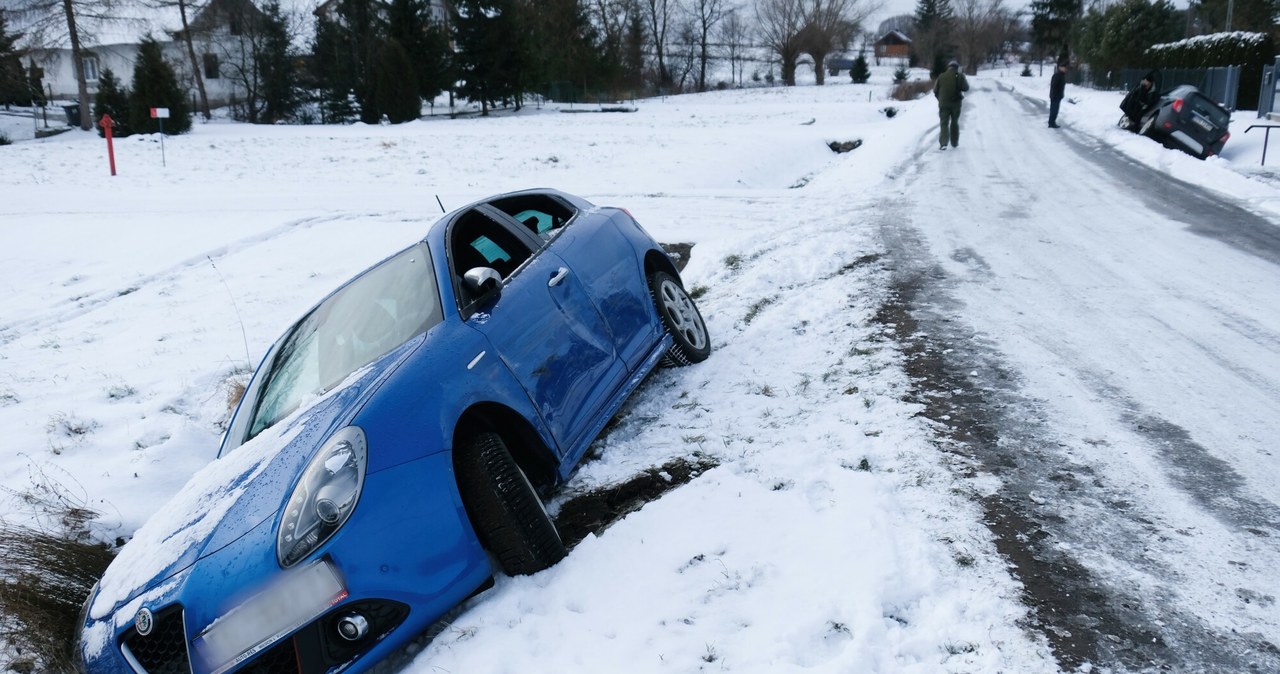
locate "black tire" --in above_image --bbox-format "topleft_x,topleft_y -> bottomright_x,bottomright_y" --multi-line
455,432 -> 565,575
648,270 -> 711,366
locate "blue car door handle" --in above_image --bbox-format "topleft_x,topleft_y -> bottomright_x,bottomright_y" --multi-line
548,267 -> 569,287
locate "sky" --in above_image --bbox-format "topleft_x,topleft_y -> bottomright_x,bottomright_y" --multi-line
2,62 -> 1278,673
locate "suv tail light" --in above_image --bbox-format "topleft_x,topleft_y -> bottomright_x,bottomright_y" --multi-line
1172,98 -> 1184,113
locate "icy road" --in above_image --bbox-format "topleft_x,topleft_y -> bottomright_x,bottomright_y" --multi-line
877,79 -> 1280,671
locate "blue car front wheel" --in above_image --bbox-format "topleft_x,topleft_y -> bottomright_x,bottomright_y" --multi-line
456,432 -> 566,576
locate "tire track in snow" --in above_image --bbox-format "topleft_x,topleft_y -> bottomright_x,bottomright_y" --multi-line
0,214 -> 353,343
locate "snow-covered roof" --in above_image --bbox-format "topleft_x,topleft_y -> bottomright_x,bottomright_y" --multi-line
876,29 -> 911,45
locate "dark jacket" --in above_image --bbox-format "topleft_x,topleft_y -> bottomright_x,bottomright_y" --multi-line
1050,69 -> 1066,101
933,69 -> 969,106
1119,70 -> 1161,123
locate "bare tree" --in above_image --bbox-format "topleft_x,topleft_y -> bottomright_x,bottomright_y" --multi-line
668,14 -> 698,90
952,0 -> 1009,73
717,5 -> 749,85
755,0 -> 804,85
798,0 -> 876,85
7,0 -> 125,129
687,0 -> 725,91
642,0 -> 677,89
144,0 -> 209,119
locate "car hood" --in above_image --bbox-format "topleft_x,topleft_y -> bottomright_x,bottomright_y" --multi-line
88,342 -> 418,622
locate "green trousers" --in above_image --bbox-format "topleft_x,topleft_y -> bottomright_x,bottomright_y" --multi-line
939,103 -> 962,148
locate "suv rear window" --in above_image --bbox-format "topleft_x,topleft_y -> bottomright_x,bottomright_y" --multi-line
1189,95 -> 1229,127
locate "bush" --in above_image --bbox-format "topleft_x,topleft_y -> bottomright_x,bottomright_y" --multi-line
893,65 -> 909,84
0,132 -> 10,145
93,68 -> 131,137
891,79 -> 933,101
0,468 -> 116,673
850,54 -> 870,84
1021,63 -> 1033,76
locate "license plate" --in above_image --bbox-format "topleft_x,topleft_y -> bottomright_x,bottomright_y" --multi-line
193,561 -> 348,674
1192,115 -> 1214,132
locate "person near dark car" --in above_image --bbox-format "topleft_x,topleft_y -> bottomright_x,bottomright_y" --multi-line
1120,70 -> 1162,132
934,59 -> 969,150
1048,61 -> 1068,128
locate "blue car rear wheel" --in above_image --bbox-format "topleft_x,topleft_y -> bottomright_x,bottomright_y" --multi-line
649,271 -> 711,366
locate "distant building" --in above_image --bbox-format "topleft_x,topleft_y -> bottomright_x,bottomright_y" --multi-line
874,30 -> 912,65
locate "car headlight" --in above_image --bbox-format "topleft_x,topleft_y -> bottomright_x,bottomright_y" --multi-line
278,426 -> 367,567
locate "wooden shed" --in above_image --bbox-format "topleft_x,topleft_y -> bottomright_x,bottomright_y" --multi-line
874,30 -> 913,64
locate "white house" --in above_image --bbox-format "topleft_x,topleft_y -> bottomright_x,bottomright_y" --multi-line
8,0 -> 321,108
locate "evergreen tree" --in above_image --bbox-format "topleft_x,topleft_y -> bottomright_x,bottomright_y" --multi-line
415,20 -> 454,103
624,8 -> 647,91
312,0 -> 385,124
0,9 -> 26,107
914,0 -> 954,76
312,15 -> 358,123
1074,0 -> 1182,76
387,0 -> 452,104
528,0 -> 614,99
451,0 -> 523,115
1030,0 -> 1082,63
128,38 -> 192,134
257,0 -> 299,123
372,38 -> 420,122
850,53 -> 871,83
93,68 -> 131,136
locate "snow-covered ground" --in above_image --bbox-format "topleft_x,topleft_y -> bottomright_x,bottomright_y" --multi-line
2,64 -> 1277,672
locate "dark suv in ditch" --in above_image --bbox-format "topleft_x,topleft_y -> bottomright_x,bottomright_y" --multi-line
1139,84 -> 1231,160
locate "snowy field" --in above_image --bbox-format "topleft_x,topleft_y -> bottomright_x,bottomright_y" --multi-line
2,64 -> 1277,672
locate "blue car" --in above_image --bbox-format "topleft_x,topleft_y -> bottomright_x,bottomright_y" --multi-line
76,189 -> 711,674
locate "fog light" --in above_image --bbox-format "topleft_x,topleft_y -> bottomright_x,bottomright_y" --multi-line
336,613 -> 369,641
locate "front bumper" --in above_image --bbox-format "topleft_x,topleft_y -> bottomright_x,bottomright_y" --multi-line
80,452 -> 491,674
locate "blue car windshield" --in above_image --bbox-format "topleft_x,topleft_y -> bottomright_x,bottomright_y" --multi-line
245,243 -> 441,441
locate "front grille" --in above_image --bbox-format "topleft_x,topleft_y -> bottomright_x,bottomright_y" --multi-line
121,606 -> 191,674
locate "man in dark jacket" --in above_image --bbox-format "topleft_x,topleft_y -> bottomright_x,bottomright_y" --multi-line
1048,61 -> 1068,128
1119,70 -> 1161,131
933,59 -> 969,150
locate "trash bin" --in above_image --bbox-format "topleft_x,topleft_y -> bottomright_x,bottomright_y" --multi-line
63,104 -> 80,125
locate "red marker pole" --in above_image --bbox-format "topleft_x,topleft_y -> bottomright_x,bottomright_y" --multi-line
99,114 -> 117,176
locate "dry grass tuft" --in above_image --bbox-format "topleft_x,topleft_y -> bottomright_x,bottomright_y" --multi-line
890,80 -> 935,101
0,522 -> 115,672
0,467 -> 117,673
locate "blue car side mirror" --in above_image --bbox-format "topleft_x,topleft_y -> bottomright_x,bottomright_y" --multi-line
463,267 -> 502,297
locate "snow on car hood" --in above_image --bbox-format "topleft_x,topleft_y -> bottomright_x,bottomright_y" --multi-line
88,360 -> 393,621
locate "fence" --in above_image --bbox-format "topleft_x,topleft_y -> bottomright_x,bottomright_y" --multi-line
1075,65 -> 1241,110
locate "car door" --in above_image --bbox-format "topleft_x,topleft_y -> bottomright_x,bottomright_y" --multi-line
543,211 -> 655,371
450,206 -> 627,458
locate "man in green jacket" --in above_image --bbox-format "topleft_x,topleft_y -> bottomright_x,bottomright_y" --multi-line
933,59 -> 970,150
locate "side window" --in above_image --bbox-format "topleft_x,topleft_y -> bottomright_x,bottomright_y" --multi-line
450,210 -> 534,281
490,195 -> 576,240
82,55 -> 100,82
